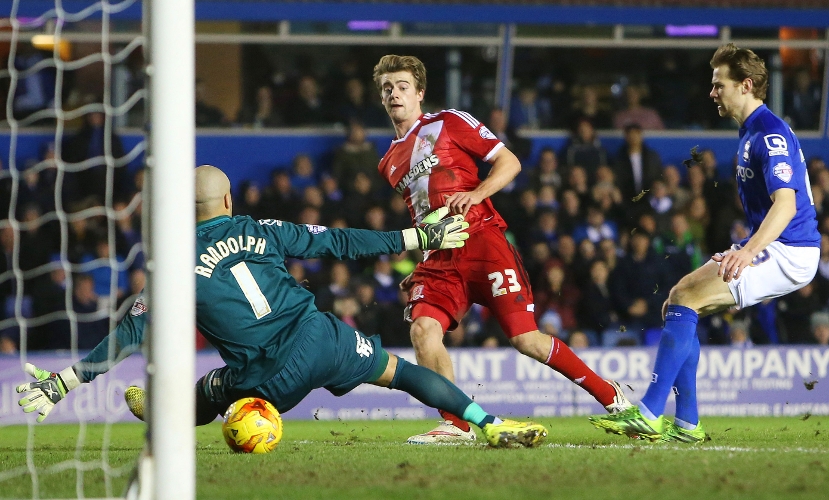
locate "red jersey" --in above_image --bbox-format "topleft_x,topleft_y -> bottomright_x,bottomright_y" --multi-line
378,109 -> 507,233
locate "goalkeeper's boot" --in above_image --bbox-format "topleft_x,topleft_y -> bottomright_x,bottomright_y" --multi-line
407,420 -> 477,445
659,420 -> 707,444
604,380 -> 633,414
125,386 -> 146,422
588,405 -> 665,441
483,419 -> 548,448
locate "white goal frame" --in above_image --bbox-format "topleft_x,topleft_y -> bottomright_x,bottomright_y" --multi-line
144,0 -> 195,498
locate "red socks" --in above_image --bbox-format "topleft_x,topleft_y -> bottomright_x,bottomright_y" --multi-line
545,337 -> 615,407
439,409 -> 471,432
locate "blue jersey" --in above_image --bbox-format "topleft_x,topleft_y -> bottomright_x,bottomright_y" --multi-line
735,104 -> 819,247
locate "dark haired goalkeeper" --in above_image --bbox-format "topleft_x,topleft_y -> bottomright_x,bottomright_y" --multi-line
16,165 -> 547,448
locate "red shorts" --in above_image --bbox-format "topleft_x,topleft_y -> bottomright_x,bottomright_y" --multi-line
405,224 -> 537,338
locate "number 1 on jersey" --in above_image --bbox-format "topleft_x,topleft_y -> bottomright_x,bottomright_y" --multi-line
488,269 -> 521,297
230,261 -> 272,319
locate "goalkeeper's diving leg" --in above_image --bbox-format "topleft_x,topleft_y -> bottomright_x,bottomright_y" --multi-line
372,353 -> 548,448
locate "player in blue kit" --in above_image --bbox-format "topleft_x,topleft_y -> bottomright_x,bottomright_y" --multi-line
590,44 -> 820,442
16,165 -> 548,447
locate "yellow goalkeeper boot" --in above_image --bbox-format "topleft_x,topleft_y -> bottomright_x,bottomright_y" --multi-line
482,419 -> 548,448
125,386 -> 146,422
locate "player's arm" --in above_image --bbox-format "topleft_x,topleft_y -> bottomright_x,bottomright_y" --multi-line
445,146 -> 521,217
270,211 -> 468,260
17,296 -> 147,422
714,188 -> 796,282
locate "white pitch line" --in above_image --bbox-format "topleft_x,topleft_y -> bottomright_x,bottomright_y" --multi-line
547,443 -> 828,454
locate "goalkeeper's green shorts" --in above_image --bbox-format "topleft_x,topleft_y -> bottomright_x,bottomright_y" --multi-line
249,312 -> 387,414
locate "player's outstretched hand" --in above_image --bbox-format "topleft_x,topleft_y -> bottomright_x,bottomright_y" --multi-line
402,207 -> 470,251
17,363 -> 79,422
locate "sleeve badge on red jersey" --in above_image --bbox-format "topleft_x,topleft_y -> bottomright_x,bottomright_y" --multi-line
773,162 -> 793,183
478,125 -> 497,140
130,296 -> 147,316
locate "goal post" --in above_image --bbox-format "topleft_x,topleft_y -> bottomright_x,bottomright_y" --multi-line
144,0 -> 195,498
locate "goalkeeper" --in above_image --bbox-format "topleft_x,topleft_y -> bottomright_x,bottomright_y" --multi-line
17,165 -> 547,448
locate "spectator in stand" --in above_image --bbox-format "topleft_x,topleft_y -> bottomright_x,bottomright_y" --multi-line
570,85 -> 612,129
316,178 -> 345,222
609,230 -> 669,341
813,233 -> 829,306
12,45 -> 56,122
591,171 -> 626,223
579,259 -> 619,338
81,238 -> 128,307
369,255 -> 402,306
73,273 -> 109,350
777,282 -> 823,344
573,204 -> 619,245
354,281 -> 384,336
331,121 -> 380,193
364,205 -> 388,232
62,111 -> 128,206
784,68 -> 822,130
337,78 -> 387,128
728,319 -> 753,348
290,154 -> 318,194
18,164 -> 54,216
31,262 -> 70,350
234,181 -> 267,221
662,164 -> 692,212
536,185 -> 558,211
526,208 -> 559,248
314,261 -> 353,313
343,172 -> 380,228
237,85 -> 283,128
262,169 -> 299,221
113,200 -> 142,270
528,147 -> 562,192
613,123 -> 662,220
488,108 -> 531,161
562,117 -> 608,181
195,79 -> 227,127
568,331 -> 590,348
656,212 -> 703,287
811,312 -> 829,345
598,238 -> 620,273
612,84 -> 665,130
285,75 -> 330,126
386,195 -> 412,231
509,84 -> 552,131
647,179 -> 673,234
807,156 -> 827,184
67,211 -> 99,264
535,261 -> 581,336
558,189 -> 584,235
332,295 -> 360,328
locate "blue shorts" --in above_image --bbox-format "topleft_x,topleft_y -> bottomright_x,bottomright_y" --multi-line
237,312 -> 387,414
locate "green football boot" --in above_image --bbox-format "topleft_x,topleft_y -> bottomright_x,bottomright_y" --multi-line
482,419 -> 548,448
659,420 -> 707,443
588,405 -> 665,441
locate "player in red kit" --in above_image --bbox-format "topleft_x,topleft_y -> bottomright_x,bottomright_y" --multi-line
373,55 -> 632,444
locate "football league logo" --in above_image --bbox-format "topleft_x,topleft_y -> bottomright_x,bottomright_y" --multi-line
773,162 -> 793,183
763,134 -> 789,157
478,125 -> 497,140
130,296 -> 148,316
304,224 -> 328,234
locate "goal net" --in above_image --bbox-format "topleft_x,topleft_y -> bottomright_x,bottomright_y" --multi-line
0,0 -> 194,498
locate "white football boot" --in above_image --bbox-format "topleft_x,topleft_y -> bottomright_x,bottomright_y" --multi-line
407,420 -> 477,445
604,379 -> 633,414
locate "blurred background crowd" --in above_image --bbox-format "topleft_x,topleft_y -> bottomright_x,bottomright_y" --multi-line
2,110 -> 829,355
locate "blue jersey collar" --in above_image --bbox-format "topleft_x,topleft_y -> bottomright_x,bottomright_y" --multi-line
740,104 -> 767,134
196,215 -> 231,231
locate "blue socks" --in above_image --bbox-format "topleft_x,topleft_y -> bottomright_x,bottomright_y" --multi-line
640,305 -> 699,419
673,335 -> 700,425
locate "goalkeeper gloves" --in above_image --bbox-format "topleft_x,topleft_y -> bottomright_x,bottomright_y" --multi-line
17,363 -> 81,422
402,207 -> 470,251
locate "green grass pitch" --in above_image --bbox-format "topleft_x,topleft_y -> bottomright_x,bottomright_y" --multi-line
1,417 -> 827,499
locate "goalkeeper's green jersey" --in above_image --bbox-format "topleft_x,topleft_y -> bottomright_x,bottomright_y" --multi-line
75,215 -> 405,390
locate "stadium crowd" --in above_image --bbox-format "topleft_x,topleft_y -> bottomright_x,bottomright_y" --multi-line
2,111 -> 829,356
